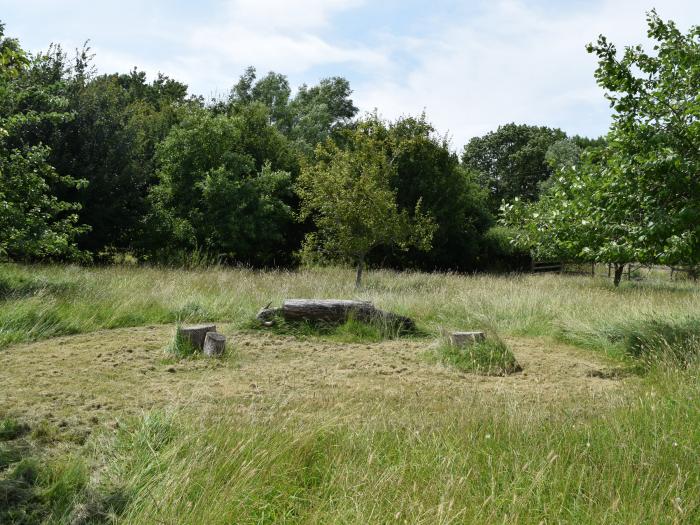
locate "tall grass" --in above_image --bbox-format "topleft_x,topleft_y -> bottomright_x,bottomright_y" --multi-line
1,263 -> 698,356
66,360 -> 697,524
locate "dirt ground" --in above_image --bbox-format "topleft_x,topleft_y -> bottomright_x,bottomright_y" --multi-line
0,325 -> 628,438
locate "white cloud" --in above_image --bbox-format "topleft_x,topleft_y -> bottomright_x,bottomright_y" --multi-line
353,0 -> 700,147
183,0 -> 386,82
223,0 -> 364,30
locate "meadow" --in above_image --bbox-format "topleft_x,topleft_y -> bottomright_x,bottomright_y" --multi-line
1,263 -> 700,523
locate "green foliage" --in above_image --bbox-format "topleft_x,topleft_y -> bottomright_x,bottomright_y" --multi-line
369,114 -> 494,271
297,115 -> 436,285
502,154 -> 639,267
503,12 -> 700,283
226,66 -> 358,157
480,225 -> 531,272
585,11 -> 700,268
149,105 -> 297,265
462,123 -> 566,211
0,25 -> 88,262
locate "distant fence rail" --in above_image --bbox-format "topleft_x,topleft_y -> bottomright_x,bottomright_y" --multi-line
530,261 -> 698,282
531,261 -> 596,276
530,261 -> 563,273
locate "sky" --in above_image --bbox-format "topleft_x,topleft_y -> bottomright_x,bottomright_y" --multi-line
2,0 -> 698,148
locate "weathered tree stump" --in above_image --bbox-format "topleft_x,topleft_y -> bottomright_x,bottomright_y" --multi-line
203,332 -> 226,357
449,331 -> 486,346
177,324 -> 216,350
257,299 -> 414,330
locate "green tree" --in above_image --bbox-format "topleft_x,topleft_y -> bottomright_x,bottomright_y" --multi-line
229,68 -> 292,129
289,77 -> 357,154
46,57 -> 192,256
462,123 -> 566,211
369,115 -> 493,271
227,68 -> 358,156
149,105 -> 296,265
502,155 -> 639,286
297,116 -> 436,287
503,11 -> 700,286
586,10 -> 700,269
0,23 -> 87,261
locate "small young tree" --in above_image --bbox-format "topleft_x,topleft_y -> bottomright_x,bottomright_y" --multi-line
296,117 -> 436,287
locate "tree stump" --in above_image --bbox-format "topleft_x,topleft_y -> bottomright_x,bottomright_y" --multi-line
177,324 -> 216,350
203,332 -> 226,357
450,331 -> 486,346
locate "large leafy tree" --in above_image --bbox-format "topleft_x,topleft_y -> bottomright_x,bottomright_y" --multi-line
369,115 -> 492,271
47,58 -> 192,255
587,11 -> 700,268
504,11 -> 700,285
0,24 -> 87,261
226,67 -> 358,156
462,123 -> 566,211
297,116 -> 436,287
149,105 -> 297,266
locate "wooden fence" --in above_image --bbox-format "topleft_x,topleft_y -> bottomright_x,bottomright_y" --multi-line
530,262 -> 698,281
530,260 -> 563,273
531,261 -> 596,276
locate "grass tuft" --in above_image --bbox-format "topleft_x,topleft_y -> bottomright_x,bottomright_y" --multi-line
166,325 -> 200,358
433,333 -> 521,375
618,317 -> 700,366
0,418 -> 30,441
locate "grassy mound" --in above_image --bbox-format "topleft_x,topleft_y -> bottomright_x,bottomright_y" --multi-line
249,312 -> 423,343
432,334 -> 521,376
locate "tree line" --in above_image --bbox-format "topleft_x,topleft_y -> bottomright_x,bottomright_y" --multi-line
1,11 -> 697,285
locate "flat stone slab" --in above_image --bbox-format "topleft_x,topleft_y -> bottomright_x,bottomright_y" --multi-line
450,331 -> 486,346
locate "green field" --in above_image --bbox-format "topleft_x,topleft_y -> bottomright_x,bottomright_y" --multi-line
1,263 -> 700,523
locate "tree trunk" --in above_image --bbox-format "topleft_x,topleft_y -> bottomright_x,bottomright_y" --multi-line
279,299 -> 414,330
613,263 -> 625,287
355,255 -> 364,288
177,324 -> 216,350
203,332 -> 226,357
